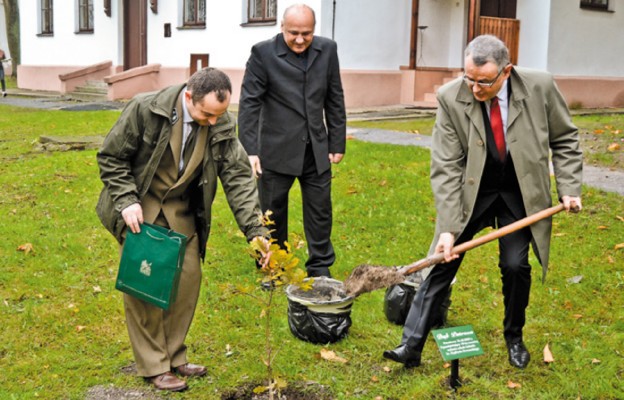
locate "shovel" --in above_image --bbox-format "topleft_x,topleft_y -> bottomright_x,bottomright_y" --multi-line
344,203 -> 566,297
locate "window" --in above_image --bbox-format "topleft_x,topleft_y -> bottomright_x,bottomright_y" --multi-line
248,0 -> 277,23
40,0 -> 54,35
184,0 -> 206,27
78,0 -> 94,32
580,0 -> 609,10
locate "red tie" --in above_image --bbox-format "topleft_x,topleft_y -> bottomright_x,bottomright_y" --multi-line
490,97 -> 506,161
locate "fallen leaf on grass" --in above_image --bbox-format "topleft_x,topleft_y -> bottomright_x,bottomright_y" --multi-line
17,243 -> 35,254
591,358 -> 601,364
616,215 -> 624,222
543,344 -> 555,363
346,134 -> 356,140
566,275 -> 583,284
75,325 -> 86,332
593,129 -> 604,134
92,286 -> 102,294
597,226 -> 608,230
320,348 -> 348,363
443,362 -> 451,369
607,143 -> 621,152
507,380 -> 522,389
383,366 -> 391,373
370,375 -> 379,383
614,243 -> 624,250
572,314 -> 583,320
607,256 -> 615,264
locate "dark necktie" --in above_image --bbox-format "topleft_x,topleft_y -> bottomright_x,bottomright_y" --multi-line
490,97 -> 506,161
180,122 -> 198,176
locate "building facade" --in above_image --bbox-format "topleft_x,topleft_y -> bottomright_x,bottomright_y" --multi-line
14,0 -> 624,108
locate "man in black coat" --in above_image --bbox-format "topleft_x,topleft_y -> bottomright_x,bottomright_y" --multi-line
238,3 -> 346,278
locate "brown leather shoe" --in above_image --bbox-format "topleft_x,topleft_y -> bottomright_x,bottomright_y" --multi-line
174,363 -> 208,377
148,371 -> 188,391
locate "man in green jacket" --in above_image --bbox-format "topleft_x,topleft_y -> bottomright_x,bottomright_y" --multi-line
97,68 -> 268,392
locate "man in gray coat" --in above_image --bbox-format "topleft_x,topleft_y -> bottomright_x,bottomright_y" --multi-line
97,68 -> 268,391
238,3 -> 346,278
383,35 -> 582,369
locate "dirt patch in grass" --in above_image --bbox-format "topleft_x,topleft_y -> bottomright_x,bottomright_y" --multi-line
221,382 -> 333,400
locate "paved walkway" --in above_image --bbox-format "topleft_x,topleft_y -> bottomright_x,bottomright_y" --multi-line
1,90 -> 622,196
349,127 -> 624,196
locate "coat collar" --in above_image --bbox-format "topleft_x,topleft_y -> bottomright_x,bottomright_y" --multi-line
275,33 -> 321,72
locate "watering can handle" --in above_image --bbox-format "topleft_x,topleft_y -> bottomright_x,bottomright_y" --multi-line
397,203 -> 565,276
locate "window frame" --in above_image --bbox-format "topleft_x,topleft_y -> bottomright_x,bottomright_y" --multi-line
580,0 -> 609,10
247,0 -> 277,24
77,0 -> 94,33
183,0 -> 206,28
40,0 -> 54,35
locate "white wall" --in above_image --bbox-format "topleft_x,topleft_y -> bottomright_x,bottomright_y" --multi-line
321,0 -> 412,70
417,0 -> 467,69
20,0 -> 119,65
547,0 -> 624,77
516,0 -> 550,70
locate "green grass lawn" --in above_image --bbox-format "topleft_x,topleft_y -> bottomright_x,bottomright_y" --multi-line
0,104 -> 622,399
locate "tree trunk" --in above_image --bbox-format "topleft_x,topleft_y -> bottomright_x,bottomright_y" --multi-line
3,0 -> 20,77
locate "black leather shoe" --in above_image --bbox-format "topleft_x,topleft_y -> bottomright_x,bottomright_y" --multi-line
507,341 -> 530,368
383,344 -> 421,368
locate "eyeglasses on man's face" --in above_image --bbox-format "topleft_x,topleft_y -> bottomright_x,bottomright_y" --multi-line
463,66 -> 506,88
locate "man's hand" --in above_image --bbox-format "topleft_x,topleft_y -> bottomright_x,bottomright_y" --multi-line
329,153 -> 344,164
248,155 -> 263,179
253,236 -> 272,268
121,203 -> 144,234
435,232 -> 459,263
561,195 -> 582,213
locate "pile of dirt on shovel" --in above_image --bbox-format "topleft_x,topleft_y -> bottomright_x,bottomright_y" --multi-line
343,264 -> 406,297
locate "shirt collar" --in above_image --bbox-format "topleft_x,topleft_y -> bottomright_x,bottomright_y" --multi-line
181,88 -> 193,124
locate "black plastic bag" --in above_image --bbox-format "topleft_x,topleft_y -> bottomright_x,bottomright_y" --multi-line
384,283 -> 417,326
287,300 -> 352,344
384,281 -> 453,327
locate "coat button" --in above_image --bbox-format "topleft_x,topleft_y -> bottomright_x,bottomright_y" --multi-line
477,140 -> 484,146
468,178 -> 475,185
302,136 -> 307,142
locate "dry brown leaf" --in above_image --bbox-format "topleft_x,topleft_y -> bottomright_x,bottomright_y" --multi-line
597,225 -> 608,230
607,255 -> 615,264
591,358 -> 601,364
563,300 -> 573,310
383,366 -> 391,373
572,314 -> 583,320
92,286 -> 102,294
75,325 -> 86,332
616,215 -> 624,222
614,243 -> 624,250
507,380 -> 522,389
370,375 -> 379,383
613,129 -> 622,134
320,348 -> 348,363
379,180 -> 387,187
543,344 -> 555,363
17,243 -> 35,254
593,129 -> 604,134
443,362 -> 451,369
607,143 -> 621,152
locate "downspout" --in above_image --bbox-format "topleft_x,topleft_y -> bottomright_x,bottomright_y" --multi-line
409,0 -> 419,69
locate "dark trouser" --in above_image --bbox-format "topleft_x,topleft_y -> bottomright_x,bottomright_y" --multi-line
258,145 -> 335,276
402,197 -> 532,351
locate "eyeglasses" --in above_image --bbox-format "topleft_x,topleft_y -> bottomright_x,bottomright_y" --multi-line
463,67 -> 506,88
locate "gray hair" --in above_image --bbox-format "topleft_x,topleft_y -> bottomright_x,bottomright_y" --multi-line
464,34 -> 510,69
187,67 -> 231,104
283,3 -> 316,26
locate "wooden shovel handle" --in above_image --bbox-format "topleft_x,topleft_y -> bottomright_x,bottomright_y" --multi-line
398,203 -> 565,276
